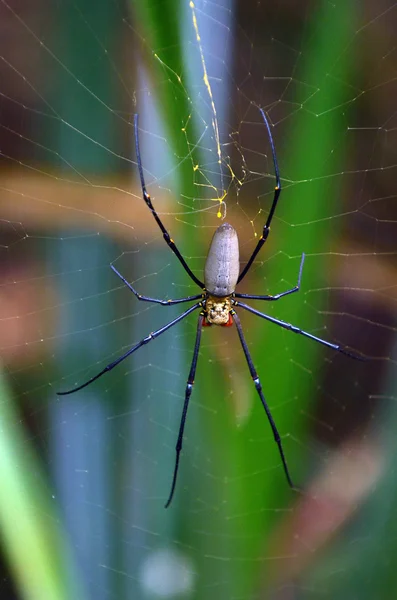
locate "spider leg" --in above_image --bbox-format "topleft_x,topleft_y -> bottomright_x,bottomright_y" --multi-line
57,303 -> 201,396
238,108 -> 281,284
165,313 -> 204,508
134,114 -> 204,289
235,300 -> 365,360
111,265 -> 202,306
235,253 -> 305,301
232,311 -> 298,490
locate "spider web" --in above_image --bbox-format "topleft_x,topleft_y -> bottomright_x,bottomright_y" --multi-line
0,0 -> 396,598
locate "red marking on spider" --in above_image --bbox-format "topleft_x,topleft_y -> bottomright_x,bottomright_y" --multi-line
223,314 -> 234,327
203,314 -> 234,327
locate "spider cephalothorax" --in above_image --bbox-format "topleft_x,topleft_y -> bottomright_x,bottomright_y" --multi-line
204,296 -> 233,325
58,110 -> 363,509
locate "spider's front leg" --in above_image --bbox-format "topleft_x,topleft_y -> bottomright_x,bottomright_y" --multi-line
237,107 -> 282,284
134,114 -> 204,288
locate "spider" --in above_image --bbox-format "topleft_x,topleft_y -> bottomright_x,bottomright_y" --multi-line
58,109 -> 363,508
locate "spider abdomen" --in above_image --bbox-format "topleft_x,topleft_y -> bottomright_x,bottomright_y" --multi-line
204,223 -> 239,296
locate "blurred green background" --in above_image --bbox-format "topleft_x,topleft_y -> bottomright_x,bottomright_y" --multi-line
0,0 -> 396,598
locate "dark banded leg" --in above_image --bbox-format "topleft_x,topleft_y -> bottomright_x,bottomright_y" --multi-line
238,107 -> 281,284
165,313 -> 204,508
134,114 -> 204,289
57,303 -> 201,396
232,311 -> 297,490
235,253 -> 305,301
234,301 -> 365,360
111,265 -> 202,306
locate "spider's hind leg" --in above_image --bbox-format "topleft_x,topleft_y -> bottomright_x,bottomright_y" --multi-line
235,300 -> 365,361
165,313 -> 204,508
232,310 -> 299,490
57,302 -> 201,396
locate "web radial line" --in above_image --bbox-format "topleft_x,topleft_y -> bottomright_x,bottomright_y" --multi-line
134,114 -> 204,289
57,303 -> 201,396
165,313 -> 204,508
111,265 -> 202,305
232,311 -> 298,489
238,107 -> 282,284
235,253 -> 305,301
235,301 -> 365,360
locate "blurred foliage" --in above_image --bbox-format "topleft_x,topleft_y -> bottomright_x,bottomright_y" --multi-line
0,370 -> 86,600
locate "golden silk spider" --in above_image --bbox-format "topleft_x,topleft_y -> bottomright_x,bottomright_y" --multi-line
58,110 -> 363,508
